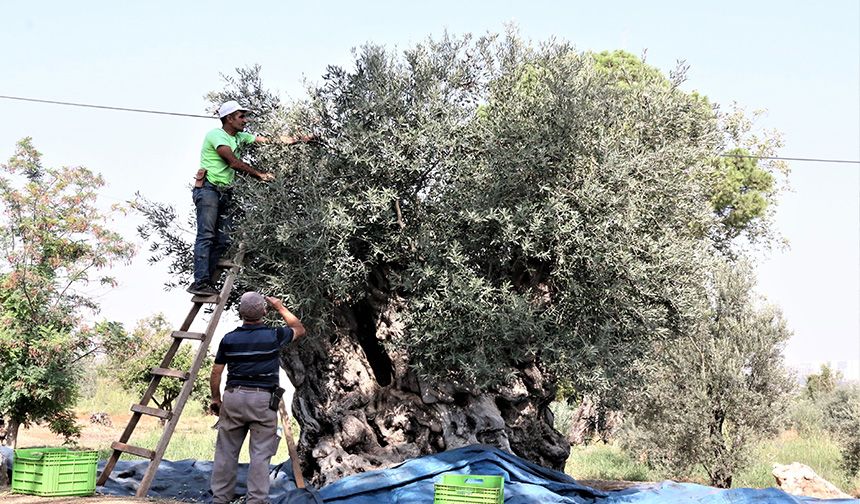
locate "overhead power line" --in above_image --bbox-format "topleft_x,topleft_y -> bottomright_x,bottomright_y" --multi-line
0,94 -> 213,119
2,94 -> 859,164
721,154 -> 859,165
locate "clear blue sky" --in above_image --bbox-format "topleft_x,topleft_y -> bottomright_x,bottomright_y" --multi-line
2,1 -> 858,378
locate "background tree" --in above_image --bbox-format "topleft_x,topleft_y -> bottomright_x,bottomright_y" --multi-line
805,363 -> 842,401
796,364 -> 860,480
0,138 -> 134,447
823,384 -> 860,479
592,50 -> 787,253
137,32 -> 784,484
101,314 -> 213,418
623,259 -> 794,488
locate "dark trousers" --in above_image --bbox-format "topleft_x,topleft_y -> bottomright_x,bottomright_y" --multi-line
192,180 -> 232,284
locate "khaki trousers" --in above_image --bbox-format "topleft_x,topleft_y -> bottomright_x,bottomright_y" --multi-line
211,387 -> 280,504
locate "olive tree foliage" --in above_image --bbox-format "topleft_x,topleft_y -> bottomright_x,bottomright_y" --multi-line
136,31 -> 781,479
823,384 -> 860,478
549,51 -> 788,454
239,33 -> 721,392
623,259 -> 794,488
591,50 -> 788,254
0,138 -> 135,447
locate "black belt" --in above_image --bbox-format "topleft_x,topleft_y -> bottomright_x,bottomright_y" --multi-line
226,385 -> 274,393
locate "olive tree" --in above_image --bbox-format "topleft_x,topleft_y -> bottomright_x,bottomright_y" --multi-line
138,32 -> 775,484
623,259 -> 794,488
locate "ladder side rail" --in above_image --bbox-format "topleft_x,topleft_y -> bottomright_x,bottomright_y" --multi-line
137,301 -> 204,408
136,255 -> 243,496
178,303 -> 203,332
97,294 -> 205,485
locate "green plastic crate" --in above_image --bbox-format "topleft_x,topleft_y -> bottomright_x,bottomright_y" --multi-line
434,474 -> 504,504
11,447 -> 99,497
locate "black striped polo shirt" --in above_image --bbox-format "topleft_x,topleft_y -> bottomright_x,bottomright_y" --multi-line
214,324 -> 294,389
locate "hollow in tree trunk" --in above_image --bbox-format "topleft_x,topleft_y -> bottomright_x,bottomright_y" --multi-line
280,289 -> 569,486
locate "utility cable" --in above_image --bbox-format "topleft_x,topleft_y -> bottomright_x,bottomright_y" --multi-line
0,94 -> 213,119
720,154 -> 859,165
2,94 -> 859,164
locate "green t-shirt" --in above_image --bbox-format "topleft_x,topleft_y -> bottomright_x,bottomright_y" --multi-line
200,128 -> 256,186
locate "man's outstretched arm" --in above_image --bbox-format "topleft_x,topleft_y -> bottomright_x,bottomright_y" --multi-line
215,145 -> 274,181
256,133 -> 317,145
266,296 -> 306,343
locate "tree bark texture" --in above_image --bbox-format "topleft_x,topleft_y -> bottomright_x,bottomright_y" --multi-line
279,287 -> 569,486
567,396 -> 623,446
0,418 -> 18,448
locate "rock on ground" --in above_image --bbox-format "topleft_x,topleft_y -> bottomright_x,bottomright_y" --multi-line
772,462 -> 852,499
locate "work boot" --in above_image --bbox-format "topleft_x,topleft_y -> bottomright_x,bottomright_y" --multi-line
186,281 -> 218,296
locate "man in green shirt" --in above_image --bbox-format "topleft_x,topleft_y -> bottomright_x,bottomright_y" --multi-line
189,100 -> 312,295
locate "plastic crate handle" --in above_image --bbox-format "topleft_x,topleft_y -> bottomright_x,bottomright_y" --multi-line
16,451 -> 46,461
462,478 -> 487,485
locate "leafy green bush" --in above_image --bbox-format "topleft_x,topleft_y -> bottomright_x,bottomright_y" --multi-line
823,384 -> 860,478
0,138 -> 134,446
550,400 -> 575,439
102,314 -> 212,416
786,395 -> 826,436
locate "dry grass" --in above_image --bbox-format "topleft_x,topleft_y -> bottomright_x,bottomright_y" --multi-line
15,378 -> 293,463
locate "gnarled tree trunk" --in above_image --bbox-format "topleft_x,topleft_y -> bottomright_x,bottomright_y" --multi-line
280,284 -> 568,486
0,417 -> 19,448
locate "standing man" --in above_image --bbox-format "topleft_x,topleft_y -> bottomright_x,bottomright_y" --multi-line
189,100 -> 314,296
209,292 -> 305,504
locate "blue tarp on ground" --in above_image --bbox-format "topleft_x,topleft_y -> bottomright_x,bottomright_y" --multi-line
309,446 -> 859,504
7,445 -> 858,503
313,445 -> 604,503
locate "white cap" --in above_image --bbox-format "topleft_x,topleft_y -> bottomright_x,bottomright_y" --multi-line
218,100 -> 252,118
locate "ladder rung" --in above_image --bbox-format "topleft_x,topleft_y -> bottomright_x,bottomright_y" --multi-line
150,367 -> 190,380
171,330 -> 205,341
191,294 -> 220,304
102,246 -> 245,499
111,441 -> 155,460
131,403 -> 173,420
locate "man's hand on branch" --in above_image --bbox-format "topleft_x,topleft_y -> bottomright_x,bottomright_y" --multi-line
278,133 -> 319,145
300,133 -> 320,143
258,172 -> 275,182
266,296 -> 285,311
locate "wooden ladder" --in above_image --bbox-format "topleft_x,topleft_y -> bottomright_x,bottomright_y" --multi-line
97,248 -> 245,497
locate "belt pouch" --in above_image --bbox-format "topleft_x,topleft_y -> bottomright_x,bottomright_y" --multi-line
194,168 -> 207,188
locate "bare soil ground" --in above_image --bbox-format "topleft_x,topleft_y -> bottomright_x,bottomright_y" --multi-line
4,414 -> 196,503
0,494 -> 186,504
15,413 -> 161,449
